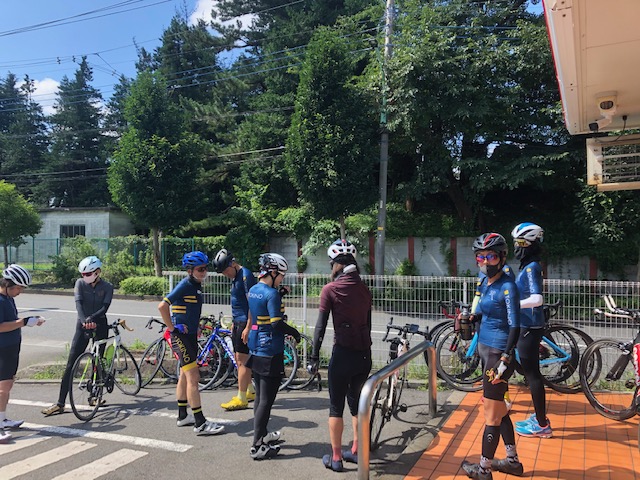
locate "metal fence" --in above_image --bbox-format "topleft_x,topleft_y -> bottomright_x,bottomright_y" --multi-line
164,272 -> 640,373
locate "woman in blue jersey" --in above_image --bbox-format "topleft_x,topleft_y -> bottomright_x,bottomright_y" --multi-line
511,222 -> 552,439
214,248 -> 257,411
461,233 -> 523,480
247,253 -> 300,460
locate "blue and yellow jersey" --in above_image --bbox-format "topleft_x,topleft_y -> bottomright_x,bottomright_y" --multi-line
163,276 -> 203,334
247,282 -> 286,357
516,261 -> 544,328
476,274 -> 520,351
231,266 -> 256,323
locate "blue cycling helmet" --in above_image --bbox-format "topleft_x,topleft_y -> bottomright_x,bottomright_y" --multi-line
182,251 -> 209,269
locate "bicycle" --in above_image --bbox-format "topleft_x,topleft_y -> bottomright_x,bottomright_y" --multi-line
436,300 -> 592,393
370,320 -> 431,451
69,318 -> 142,421
286,332 -> 322,391
138,317 -> 179,387
579,294 -> 640,421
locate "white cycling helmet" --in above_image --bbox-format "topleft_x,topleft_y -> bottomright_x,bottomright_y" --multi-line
258,253 -> 288,277
2,264 -> 32,287
327,239 -> 357,259
78,256 -> 103,273
511,222 -> 544,244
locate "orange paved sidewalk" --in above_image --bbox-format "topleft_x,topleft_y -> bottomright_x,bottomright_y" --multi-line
405,387 -> 640,480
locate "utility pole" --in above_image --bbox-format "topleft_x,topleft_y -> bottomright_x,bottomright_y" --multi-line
375,0 -> 394,276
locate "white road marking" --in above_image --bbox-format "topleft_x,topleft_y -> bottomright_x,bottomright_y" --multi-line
11,399 -> 240,426
50,448 -> 148,480
0,435 -> 50,454
17,307 -> 152,319
0,440 -> 95,479
22,422 -> 192,452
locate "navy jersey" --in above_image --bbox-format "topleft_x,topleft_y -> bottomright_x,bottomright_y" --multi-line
477,274 -> 520,351
247,282 -> 285,357
163,276 -> 203,334
0,294 -> 19,347
472,264 -> 515,314
231,266 -> 256,323
516,261 -> 545,328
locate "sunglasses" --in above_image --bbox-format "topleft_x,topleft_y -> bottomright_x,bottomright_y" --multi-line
194,266 -> 208,272
476,253 -> 500,263
514,238 -> 531,247
81,271 -> 97,277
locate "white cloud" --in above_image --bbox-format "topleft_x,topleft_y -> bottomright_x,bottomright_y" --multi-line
19,77 -> 60,116
190,0 -> 255,29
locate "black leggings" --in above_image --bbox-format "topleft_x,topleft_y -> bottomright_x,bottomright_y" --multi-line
517,327 -> 547,424
57,322 -> 108,405
252,373 -> 281,447
327,345 -> 371,417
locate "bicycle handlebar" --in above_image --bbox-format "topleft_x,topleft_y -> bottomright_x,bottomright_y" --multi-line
145,317 -> 166,331
382,319 -> 430,342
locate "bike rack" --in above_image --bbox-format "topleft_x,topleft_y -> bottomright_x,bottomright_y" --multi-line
357,340 -> 438,480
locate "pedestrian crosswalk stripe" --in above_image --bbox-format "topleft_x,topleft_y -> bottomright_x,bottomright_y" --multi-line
0,440 -> 95,479
50,448 -> 148,480
0,435 -> 50,455
23,422 -> 192,452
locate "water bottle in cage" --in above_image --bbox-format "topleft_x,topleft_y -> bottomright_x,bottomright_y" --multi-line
224,335 -> 234,354
389,338 -> 401,360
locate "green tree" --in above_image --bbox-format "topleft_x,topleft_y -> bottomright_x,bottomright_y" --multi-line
45,58 -> 109,207
0,180 -> 42,266
285,27 -> 378,235
108,71 -> 204,276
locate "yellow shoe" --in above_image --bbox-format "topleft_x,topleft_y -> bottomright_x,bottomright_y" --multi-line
221,396 -> 249,411
246,391 -> 256,403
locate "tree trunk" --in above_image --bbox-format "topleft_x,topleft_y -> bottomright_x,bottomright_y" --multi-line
152,227 -> 162,277
445,183 -> 474,224
3,244 -> 8,268
339,215 -> 346,239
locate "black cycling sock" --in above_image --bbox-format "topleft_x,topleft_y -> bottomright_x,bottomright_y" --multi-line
177,400 -> 188,419
500,414 -> 516,446
481,425 -> 501,460
192,406 -> 206,427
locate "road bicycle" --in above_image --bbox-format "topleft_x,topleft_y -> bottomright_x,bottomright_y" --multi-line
436,300 -> 592,393
69,318 -> 142,421
285,332 -> 322,391
370,320 -> 431,451
579,295 -> 640,421
193,313 -> 299,391
138,317 -> 179,387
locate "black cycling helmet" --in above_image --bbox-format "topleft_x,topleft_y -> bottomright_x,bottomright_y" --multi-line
472,233 -> 508,255
213,248 -> 234,273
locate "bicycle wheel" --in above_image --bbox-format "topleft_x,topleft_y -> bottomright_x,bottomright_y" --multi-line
197,340 -> 225,391
540,325 -> 593,394
279,336 -> 299,391
579,338 -> 638,421
159,340 -> 179,382
138,338 -> 164,387
69,352 -> 102,422
424,321 -> 453,377
287,334 -> 319,391
370,379 -> 392,451
113,346 -> 141,395
208,337 -> 234,389
393,367 -> 408,416
436,330 -> 482,392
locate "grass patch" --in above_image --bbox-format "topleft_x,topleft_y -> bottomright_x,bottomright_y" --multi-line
30,363 -> 66,380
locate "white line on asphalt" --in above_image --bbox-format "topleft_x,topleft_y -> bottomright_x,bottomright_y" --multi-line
22,423 -> 193,453
50,448 -> 148,480
17,307 -> 152,319
11,399 -> 241,426
0,435 -> 50,455
0,440 -> 95,479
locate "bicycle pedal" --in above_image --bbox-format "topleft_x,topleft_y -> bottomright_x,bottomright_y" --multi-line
399,403 -> 408,412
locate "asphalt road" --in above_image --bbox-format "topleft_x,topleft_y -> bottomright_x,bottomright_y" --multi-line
7,292 -> 460,480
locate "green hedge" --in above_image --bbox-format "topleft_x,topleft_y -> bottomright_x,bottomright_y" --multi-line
119,276 -> 167,296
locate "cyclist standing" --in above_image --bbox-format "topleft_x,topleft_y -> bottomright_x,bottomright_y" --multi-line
247,253 -> 301,460
0,265 -> 44,443
461,233 -> 524,480
511,222 -> 552,438
309,240 -> 372,472
42,256 -> 113,417
159,251 -> 224,436
213,248 -> 257,411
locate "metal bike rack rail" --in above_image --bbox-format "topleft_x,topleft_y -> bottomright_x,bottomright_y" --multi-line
357,340 -> 438,479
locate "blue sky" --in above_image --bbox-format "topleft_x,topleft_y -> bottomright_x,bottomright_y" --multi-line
0,0 -> 224,114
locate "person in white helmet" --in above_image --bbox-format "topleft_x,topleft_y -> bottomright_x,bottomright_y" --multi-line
42,256 -> 113,417
0,264 -> 44,443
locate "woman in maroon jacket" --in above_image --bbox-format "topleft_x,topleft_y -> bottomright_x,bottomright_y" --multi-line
309,239 -> 373,472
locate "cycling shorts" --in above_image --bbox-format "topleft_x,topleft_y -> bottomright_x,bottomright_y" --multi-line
478,342 -> 515,401
168,331 -> 198,370
232,321 -> 250,355
0,343 -> 20,381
